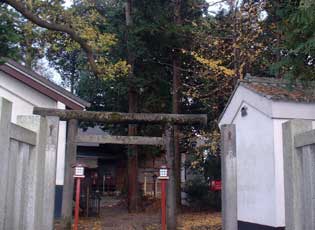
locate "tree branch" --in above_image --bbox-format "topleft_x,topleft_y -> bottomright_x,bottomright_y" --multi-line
4,0 -> 100,76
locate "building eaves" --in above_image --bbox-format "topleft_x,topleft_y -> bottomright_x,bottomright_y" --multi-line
0,59 -> 90,109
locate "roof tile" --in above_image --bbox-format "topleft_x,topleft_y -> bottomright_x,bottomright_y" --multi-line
241,76 -> 315,103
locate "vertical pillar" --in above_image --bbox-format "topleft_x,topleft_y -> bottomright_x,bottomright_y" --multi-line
62,119 -> 78,227
0,98 -> 12,229
282,119 -> 312,230
161,179 -> 167,230
221,124 -> 237,230
12,143 -> 29,230
128,139 -> 138,212
5,140 -> 19,230
17,115 -> 48,230
42,116 -> 59,230
301,145 -> 315,230
164,125 -> 177,230
144,173 -> 147,196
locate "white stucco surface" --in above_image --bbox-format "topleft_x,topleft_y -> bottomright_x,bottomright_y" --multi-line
272,119 -> 287,226
219,84 -> 315,228
56,102 -> 67,185
233,102 -> 277,226
0,70 -> 67,185
220,86 -> 272,126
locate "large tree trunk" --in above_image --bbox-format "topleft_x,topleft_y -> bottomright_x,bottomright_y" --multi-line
173,0 -> 182,213
125,0 -> 139,212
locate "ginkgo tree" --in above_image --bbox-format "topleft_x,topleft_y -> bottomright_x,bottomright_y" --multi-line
3,0 -> 128,77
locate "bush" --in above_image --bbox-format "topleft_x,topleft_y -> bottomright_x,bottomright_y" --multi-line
184,178 -> 221,211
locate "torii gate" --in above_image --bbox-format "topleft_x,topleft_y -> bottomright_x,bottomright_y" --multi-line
33,107 -> 207,230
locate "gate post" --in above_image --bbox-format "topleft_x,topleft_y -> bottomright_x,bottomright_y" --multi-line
42,116 -> 60,230
0,98 -> 12,229
164,125 -> 177,230
17,115 -> 59,230
62,119 -> 78,227
17,115 -> 47,229
282,120 -> 312,230
221,124 -> 237,230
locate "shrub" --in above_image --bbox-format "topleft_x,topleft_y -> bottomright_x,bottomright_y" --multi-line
184,178 -> 221,211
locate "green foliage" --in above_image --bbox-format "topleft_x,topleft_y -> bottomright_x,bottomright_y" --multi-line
272,1 -> 315,81
184,177 -> 220,210
0,6 -> 21,60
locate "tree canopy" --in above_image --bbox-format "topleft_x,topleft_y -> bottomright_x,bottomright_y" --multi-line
1,0 -> 314,181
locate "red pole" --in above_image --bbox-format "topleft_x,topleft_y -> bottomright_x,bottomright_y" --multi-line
74,178 -> 81,230
161,179 -> 166,230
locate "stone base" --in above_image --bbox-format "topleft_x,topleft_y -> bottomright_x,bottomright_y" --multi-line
54,185 -> 63,219
238,221 -> 285,230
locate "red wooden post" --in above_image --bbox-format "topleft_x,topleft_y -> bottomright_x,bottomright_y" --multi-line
158,165 -> 169,230
72,164 -> 85,230
161,179 -> 167,230
74,178 -> 81,230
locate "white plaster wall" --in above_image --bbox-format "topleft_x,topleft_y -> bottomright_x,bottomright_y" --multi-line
0,71 -> 66,185
220,85 -> 315,228
0,71 -> 56,122
233,102 -> 277,226
272,119 -> 287,227
219,85 -> 272,126
56,102 -> 67,185
272,101 -> 315,120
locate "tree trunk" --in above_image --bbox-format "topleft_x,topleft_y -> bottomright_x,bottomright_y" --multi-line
173,0 -> 182,212
125,0 -> 139,212
232,0 -> 240,80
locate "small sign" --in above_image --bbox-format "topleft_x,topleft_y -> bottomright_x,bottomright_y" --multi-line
210,180 -> 221,191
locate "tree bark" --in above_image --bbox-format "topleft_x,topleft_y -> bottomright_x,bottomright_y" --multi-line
232,0 -> 241,80
125,0 -> 139,212
173,0 -> 182,212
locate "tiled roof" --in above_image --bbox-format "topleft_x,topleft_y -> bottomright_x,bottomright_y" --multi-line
240,76 -> 315,103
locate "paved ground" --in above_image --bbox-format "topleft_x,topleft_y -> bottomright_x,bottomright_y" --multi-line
55,196 -> 222,230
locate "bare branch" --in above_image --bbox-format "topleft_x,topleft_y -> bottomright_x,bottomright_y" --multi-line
3,0 -> 100,76
208,0 -> 227,7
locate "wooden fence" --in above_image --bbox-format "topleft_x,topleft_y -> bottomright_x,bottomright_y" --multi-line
283,119 -> 315,230
0,97 -> 59,230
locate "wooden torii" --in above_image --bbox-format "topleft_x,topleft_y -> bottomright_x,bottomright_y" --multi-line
33,107 -> 207,229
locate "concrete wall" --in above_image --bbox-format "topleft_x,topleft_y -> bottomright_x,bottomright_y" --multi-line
233,102 -> 278,227
0,71 -> 66,186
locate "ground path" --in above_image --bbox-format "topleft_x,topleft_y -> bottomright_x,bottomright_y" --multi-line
55,196 -> 221,230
